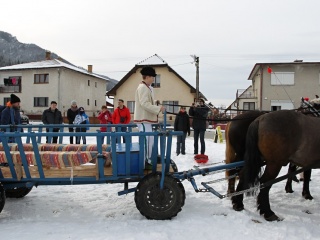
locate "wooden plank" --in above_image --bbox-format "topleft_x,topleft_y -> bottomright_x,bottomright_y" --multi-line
0,164 -> 23,180
13,158 -> 23,180
0,163 -> 174,179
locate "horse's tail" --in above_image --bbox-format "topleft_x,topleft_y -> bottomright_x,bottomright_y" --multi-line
244,119 -> 262,189
225,122 -> 236,178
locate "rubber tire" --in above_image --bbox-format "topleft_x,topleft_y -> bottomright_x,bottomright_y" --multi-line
0,184 -> 5,213
135,173 -> 185,220
5,187 -> 33,198
156,156 -> 179,172
170,160 -> 178,172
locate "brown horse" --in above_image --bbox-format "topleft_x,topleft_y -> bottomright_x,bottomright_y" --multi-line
227,98 -> 317,214
225,111 -> 265,196
225,110 -> 313,212
243,110 -> 319,221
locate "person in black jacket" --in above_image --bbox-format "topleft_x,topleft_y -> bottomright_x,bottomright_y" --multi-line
1,94 -> 22,143
42,101 -> 63,143
67,100 -> 78,144
189,98 -> 209,155
174,106 -> 190,155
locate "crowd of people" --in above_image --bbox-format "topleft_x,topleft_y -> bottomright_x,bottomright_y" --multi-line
0,94 -> 132,144
0,67 -> 212,168
65,99 -> 132,145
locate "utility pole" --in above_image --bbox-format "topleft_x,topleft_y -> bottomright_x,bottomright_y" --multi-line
191,55 -> 200,100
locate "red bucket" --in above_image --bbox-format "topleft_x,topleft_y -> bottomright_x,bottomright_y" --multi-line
194,154 -> 209,164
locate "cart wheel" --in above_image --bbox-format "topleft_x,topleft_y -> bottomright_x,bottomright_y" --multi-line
0,184 -> 5,213
170,160 -> 178,172
135,173 -> 185,220
157,156 -> 178,172
5,187 -> 33,198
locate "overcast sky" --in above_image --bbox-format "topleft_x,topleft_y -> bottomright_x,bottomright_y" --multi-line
2,0 -> 320,107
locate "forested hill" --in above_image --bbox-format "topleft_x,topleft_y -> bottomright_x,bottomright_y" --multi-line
0,31 -> 63,67
0,30 -> 118,90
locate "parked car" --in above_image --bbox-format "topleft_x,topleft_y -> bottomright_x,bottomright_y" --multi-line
20,111 -> 29,124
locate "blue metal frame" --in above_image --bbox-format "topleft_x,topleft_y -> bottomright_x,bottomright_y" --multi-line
171,161 -> 244,198
0,121 -> 182,194
0,120 -> 246,199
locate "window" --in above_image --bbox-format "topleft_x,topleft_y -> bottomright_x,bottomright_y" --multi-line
270,100 -> 294,110
3,97 -> 10,105
127,101 -> 135,113
34,74 -> 49,83
271,106 -> 281,111
2,76 -> 22,93
151,75 -> 161,88
88,80 -> 90,86
95,82 -> 97,88
4,76 -> 21,86
87,99 -> 90,105
271,72 -> 294,85
243,102 -> 255,110
95,100 -> 97,106
162,101 -> 179,113
34,97 -> 48,107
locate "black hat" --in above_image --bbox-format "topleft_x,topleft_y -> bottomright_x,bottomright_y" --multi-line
10,94 -> 20,104
140,66 -> 156,77
79,107 -> 84,112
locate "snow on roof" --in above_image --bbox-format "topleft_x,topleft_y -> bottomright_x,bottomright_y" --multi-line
0,59 -> 110,81
136,54 -> 167,65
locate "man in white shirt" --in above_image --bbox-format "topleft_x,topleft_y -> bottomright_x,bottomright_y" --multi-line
134,66 -> 165,168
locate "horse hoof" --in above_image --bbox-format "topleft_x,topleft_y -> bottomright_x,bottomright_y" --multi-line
232,204 -> 244,211
303,193 -> 313,200
265,214 -> 282,222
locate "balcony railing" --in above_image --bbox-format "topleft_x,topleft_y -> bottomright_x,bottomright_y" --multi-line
236,89 -> 256,99
0,84 -> 21,93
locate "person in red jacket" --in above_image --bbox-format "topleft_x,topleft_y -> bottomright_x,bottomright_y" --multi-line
97,105 -> 112,143
112,99 -> 131,143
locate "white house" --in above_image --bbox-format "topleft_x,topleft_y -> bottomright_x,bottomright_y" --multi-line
0,58 -> 109,118
227,60 -> 320,115
107,54 -> 206,122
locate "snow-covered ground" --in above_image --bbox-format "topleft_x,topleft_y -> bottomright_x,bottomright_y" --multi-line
1,135 -> 320,240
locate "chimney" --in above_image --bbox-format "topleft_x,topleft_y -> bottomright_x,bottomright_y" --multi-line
88,65 -> 93,73
45,51 -> 51,60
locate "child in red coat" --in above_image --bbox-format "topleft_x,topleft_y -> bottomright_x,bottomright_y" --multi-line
97,105 -> 113,143
112,99 -> 131,143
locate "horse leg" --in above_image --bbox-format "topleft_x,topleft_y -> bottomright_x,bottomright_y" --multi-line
227,164 -> 240,194
258,164 -> 282,221
302,169 -> 313,200
227,176 -> 236,194
285,163 -> 297,193
231,169 -> 245,211
225,124 -> 238,194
